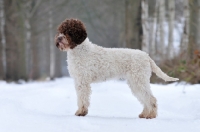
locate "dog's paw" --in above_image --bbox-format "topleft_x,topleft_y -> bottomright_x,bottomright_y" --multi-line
75,109 -> 88,116
139,113 -> 156,119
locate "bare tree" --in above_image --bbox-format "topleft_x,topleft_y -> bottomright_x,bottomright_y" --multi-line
0,0 -> 6,79
141,0 -> 149,53
180,0 -> 189,58
149,0 -> 158,59
17,0 -> 42,80
158,0 -> 165,59
49,0 -> 55,80
197,0 -> 200,50
167,0 -> 175,59
188,0 -> 199,59
125,0 -> 142,49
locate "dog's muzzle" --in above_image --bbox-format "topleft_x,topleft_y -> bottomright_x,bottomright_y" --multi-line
55,36 -> 63,48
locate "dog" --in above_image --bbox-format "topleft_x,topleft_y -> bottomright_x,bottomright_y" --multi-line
55,18 -> 179,119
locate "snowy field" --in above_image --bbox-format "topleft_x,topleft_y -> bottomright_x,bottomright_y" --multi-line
0,77 -> 200,132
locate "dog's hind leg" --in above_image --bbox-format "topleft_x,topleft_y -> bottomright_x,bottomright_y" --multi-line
74,81 -> 91,116
127,75 -> 157,119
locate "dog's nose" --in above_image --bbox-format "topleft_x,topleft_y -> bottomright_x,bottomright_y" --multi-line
58,36 -> 63,42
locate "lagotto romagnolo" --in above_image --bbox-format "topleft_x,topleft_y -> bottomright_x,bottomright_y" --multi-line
55,18 -> 179,119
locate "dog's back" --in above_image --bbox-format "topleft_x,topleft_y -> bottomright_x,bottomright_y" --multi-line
67,38 -> 153,83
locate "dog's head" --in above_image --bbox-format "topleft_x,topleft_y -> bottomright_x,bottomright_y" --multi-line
55,18 -> 87,51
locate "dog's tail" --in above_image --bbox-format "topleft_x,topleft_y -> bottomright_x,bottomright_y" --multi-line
149,57 -> 179,82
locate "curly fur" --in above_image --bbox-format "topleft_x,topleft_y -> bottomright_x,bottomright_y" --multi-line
57,18 -> 87,49
55,19 -> 179,119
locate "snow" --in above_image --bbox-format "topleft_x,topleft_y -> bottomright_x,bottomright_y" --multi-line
0,77 -> 200,132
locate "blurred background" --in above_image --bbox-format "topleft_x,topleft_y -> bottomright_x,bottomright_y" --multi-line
0,0 -> 199,84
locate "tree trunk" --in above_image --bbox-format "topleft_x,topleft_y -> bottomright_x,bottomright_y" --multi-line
149,0 -> 158,59
197,0 -> 200,50
167,0 -> 175,59
49,1 -> 55,80
180,0 -> 189,59
22,0 -> 42,80
25,17 -> 32,80
189,0 -> 198,59
158,0 -> 165,59
0,0 -> 7,79
125,0 -> 142,49
141,0 -> 149,53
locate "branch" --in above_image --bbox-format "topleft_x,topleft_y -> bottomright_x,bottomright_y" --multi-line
30,0 -> 43,17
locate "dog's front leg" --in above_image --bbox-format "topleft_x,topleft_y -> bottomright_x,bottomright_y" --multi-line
74,81 -> 91,116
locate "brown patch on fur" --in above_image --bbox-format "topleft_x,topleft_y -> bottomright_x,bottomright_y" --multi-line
57,18 -> 87,49
65,34 -> 77,49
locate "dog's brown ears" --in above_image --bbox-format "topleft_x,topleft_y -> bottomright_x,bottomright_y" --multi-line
57,19 -> 87,45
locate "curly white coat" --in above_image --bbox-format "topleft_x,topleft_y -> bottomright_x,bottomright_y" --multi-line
67,38 -> 178,118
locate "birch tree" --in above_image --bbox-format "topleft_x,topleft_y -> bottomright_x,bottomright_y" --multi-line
49,0 -> 55,80
149,0 -> 158,58
167,0 -> 175,59
17,0 -> 42,80
125,0 -> 142,49
141,0 -> 149,53
158,0 -> 165,59
0,0 -> 6,79
180,0 -> 189,58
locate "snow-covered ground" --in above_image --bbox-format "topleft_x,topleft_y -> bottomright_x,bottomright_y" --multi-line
0,77 -> 200,132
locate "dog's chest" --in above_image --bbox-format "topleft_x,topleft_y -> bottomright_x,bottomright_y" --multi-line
67,51 -> 94,77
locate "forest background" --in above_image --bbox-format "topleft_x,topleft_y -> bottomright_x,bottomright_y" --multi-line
0,0 -> 200,84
